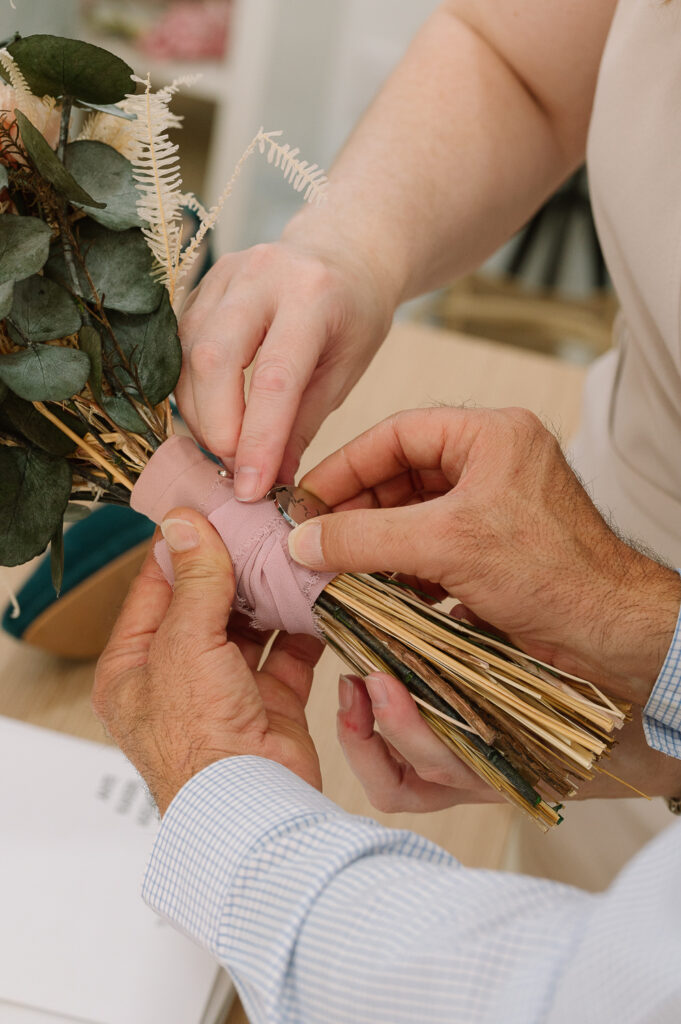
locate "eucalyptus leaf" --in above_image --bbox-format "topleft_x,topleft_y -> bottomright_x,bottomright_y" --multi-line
66,140 -> 140,230
7,35 -> 133,105
0,279 -> 13,319
77,324 -> 103,399
106,292 -> 181,405
0,214 -> 51,284
74,100 -> 135,120
0,445 -> 72,566
9,275 -> 81,341
0,344 -> 90,401
102,395 -> 147,433
50,521 -> 64,595
0,392 -> 81,455
0,166 -> 7,190
46,221 -> 163,314
15,110 -> 105,209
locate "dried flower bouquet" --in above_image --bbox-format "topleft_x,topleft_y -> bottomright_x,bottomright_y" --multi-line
0,33 -> 630,830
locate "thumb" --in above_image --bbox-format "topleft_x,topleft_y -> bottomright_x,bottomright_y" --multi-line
287,500 -> 450,580
160,507 -> 236,640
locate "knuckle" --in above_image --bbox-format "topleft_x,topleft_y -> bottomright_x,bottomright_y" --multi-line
251,356 -> 298,396
300,260 -> 334,295
417,761 -> 459,788
151,624 -> 199,673
245,242 -> 275,274
369,789 -> 401,814
504,406 -> 547,442
179,310 -> 199,338
215,252 -> 235,273
188,339 -> 225,377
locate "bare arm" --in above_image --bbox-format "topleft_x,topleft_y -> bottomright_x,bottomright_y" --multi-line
177,0 -> 618,496
284,0 -> 618,301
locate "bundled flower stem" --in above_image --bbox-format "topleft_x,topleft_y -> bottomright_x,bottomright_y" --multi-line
315,574 -> 630,830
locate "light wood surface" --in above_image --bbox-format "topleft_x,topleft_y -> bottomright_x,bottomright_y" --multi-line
0,321 -> 587,1024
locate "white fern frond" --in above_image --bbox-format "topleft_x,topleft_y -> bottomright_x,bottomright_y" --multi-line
178,191 -> 208,222
261,133 -> 328,205
176,129 -> 328,288
0,48 -> 31,97
176,127 -> 266,283
123,74 -> 199,300
0,49 -> 57,136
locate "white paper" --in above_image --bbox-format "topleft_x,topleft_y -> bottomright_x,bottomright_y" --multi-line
0,1002 -> 84,1023
0,716 -> 233,1024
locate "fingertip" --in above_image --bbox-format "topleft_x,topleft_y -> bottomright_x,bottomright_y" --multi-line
161,516 -> 200,554
161,507 -> 233,575
338,673 -> 360,711
234,464 -> 263,502
288,519 -> 325,568
337,674 -> 373,738
365,672 -> 417,722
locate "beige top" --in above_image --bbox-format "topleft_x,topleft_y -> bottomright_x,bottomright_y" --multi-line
574,0 -> 681,564
511,0 -> 681,889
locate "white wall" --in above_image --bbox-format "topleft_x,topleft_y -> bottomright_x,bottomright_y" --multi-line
241,0 -> 440,248
0,0 -> 77,41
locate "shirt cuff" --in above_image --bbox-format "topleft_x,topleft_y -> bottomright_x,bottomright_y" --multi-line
643,572 -> 681,759
141,755 -> 372,951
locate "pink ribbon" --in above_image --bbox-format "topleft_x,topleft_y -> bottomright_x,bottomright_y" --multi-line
131,436 -> 334,635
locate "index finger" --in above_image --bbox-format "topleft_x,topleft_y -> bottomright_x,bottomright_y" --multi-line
300,407 -> 479,508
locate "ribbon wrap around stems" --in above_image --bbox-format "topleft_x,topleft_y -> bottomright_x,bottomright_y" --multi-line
130,436 -> 335,635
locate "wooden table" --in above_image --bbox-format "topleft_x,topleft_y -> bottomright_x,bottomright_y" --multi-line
0,321 -> 587,1024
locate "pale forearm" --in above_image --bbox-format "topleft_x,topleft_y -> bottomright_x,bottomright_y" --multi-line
284,0 -> 615,307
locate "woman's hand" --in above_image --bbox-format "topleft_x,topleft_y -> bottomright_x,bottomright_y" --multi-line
93,508 -> 324,815
175,237 -> 396,501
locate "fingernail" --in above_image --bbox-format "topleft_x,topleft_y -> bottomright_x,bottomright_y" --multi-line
234,466 -> 259,501
339,674 -> 356,711
288,521 -> 324,568
161,518 -> 200,552
366,674 -> 388,708
337,671 -> 360,712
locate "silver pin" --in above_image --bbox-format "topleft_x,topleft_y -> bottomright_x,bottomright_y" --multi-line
217,468 -> 229,478
266,485 -> 331,528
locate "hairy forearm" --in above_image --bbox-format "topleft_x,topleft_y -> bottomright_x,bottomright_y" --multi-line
283,1 -> 614,308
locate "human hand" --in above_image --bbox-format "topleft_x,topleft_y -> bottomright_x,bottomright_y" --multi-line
93,508 -> 323,815
292,407 -> 681,704
336,671 -> 681,814
175,236 -> 396,501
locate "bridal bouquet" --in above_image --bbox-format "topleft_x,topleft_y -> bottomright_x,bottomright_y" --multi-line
0,33 -> 630,829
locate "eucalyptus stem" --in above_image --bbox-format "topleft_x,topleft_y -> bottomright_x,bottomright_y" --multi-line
56,96 -> 72,164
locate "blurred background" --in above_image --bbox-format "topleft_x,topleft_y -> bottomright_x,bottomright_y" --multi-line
0,0 -> 615,365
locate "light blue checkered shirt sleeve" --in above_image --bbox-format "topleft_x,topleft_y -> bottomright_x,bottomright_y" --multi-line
643,580 -> 681,758
143,756 -> 681,1024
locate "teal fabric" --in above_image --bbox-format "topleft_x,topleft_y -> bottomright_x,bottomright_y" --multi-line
2,505 -> 155,639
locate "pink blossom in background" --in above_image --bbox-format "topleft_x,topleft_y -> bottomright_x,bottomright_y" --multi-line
138,1 -> 231,61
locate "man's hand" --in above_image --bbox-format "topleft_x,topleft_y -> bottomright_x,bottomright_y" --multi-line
335,671 -> 681,814
174,237 -> 396,500
289,406 -> 681,817
93,508 -> 323,815
293,406 -> 681,704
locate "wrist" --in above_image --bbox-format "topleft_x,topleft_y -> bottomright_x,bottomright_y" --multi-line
581,554 -> 681,704
281,194 -> 408,315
